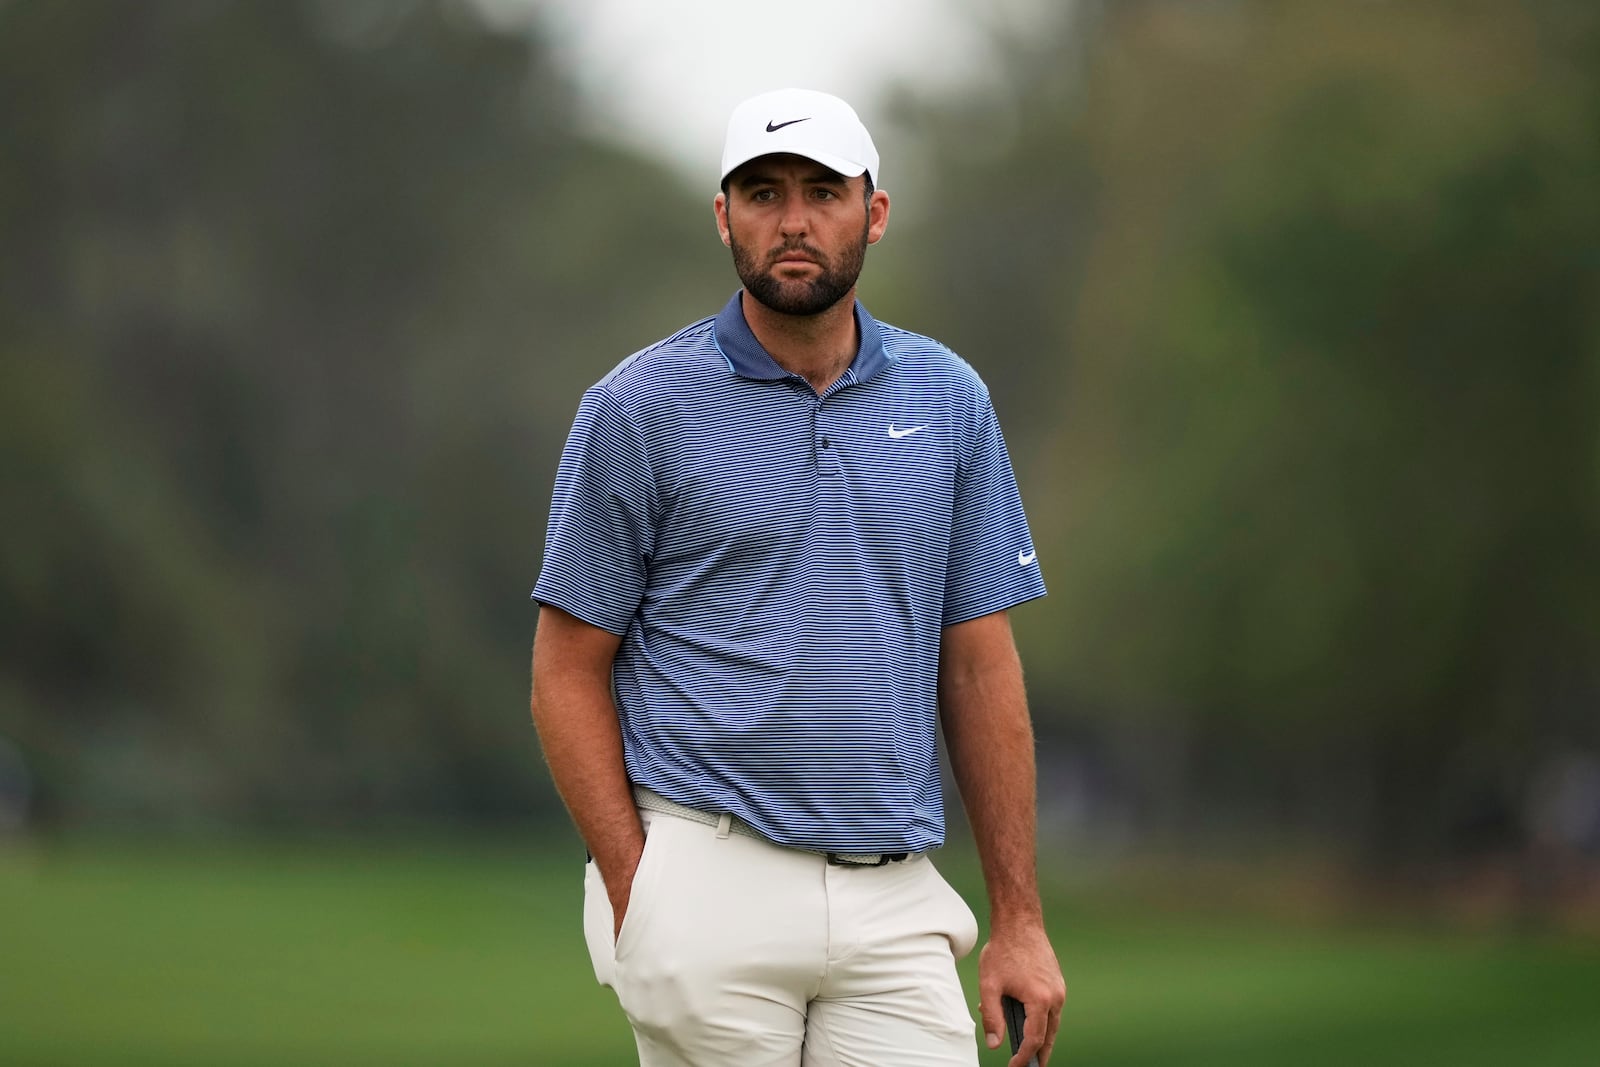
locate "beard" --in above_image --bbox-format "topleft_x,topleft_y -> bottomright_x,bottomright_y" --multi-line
729,220 -> 869,317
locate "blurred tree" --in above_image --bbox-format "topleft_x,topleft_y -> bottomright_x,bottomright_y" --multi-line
0,0 -> 727,826
895,0 -> 1600,871
7,0 -> 1598,889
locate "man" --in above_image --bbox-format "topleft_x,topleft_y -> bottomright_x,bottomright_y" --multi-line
530,87 -> 1065,1067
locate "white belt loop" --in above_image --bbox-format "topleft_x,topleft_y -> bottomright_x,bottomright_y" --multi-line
715,812 -> 733,839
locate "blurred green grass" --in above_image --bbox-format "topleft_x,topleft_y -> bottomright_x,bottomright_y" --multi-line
1,836 -> 1596,1066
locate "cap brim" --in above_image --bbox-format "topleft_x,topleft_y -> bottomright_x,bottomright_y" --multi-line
721,148 -> 868,183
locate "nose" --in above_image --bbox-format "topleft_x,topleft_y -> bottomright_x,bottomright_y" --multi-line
778,194 -> 809,238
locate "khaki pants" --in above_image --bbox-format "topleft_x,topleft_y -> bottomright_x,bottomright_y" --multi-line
583,804 -> 981,1067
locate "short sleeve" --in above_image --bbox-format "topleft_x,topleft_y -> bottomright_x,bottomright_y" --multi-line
532,387 -> 657,635
942,395 -> 1047,625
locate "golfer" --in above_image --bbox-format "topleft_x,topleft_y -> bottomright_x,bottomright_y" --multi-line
531,87 -> 1065,1067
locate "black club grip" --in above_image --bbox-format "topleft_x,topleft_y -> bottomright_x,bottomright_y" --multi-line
1002,994 -> 1040,1066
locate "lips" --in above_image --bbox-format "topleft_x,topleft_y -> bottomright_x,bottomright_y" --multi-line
772,248 -> 823,266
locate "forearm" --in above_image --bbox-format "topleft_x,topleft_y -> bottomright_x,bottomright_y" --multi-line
530,606 -> 642,882
939,614 -> 1044,932
940,612 -> 1065,1061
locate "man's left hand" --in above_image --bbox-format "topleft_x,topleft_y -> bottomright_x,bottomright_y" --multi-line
977,923 -> 1065,1066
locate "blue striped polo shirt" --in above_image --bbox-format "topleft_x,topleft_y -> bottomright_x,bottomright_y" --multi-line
533,291 -> 1045,853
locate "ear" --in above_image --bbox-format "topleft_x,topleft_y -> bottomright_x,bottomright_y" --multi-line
866,188 -> 891,245
713,192 -> 732,248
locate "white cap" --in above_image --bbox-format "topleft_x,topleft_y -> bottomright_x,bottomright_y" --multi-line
720,88 -> 881,187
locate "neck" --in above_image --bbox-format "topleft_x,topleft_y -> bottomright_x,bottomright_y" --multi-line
741,289 -> 859,394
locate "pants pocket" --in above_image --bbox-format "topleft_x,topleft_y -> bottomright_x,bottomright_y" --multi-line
581,811 -> 663,987
928,861 -> 980,959
612,811 -> 664,962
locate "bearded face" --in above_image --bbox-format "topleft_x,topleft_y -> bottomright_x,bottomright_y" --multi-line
726,211 -> 870,318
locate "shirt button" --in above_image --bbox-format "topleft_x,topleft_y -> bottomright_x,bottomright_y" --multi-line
820,437 -> 831,449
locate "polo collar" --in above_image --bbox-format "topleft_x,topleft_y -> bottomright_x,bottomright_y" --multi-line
713,290 -> 890,386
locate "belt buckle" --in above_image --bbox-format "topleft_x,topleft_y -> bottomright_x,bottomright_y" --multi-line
826,852 -> 909,867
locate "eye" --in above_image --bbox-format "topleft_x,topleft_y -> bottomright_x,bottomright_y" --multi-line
752,189 -> 777,202
814,187 -> 838,200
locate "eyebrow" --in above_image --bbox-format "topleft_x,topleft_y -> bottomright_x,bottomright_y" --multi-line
732,168 -> 849,190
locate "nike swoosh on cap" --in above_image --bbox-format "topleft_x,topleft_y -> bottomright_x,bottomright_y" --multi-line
766,118 -> 811,132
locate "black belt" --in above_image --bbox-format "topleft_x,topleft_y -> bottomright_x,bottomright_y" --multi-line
826,851 -> 909,867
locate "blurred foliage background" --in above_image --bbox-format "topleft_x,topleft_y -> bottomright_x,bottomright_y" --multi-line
2,0 -> 1599,1062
